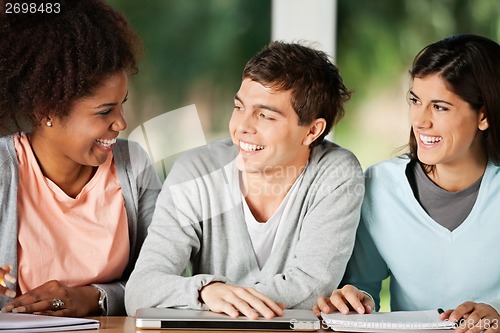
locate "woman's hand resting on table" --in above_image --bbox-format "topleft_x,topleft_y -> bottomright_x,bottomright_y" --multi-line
313,284 -> 374,317
1,280 -> 100,317
441,302 -> 500,333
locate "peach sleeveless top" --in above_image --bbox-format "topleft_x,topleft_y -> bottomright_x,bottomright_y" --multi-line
14,133 -> 129,293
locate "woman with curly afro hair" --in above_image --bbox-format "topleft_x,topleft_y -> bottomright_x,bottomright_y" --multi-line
0,0 -> 161,316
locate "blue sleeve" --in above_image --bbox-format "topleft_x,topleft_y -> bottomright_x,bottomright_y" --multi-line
341,206 -> 389,311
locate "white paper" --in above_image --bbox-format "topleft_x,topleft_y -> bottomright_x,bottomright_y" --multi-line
0,313 -> 99,332
321,310 -> 455,332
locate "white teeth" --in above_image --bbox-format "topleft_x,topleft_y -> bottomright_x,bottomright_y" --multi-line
239,141 -> 265,152
95,138 -> 116,148
420,134 -> 443,144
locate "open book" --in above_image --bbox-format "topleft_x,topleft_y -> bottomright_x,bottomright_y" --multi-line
0,313 -> 99,332
321,309 -> 455,332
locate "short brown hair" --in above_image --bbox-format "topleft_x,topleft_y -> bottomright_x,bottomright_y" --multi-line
243,41 -> 351,146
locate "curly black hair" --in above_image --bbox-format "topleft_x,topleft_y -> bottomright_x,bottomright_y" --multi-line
0,0 -> 140,134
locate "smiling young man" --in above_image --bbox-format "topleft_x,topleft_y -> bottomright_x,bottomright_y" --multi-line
125,41 -> 364,318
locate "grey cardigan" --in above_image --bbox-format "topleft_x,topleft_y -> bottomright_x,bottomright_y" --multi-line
0,135 -> 161,315
125,138 -> 364,314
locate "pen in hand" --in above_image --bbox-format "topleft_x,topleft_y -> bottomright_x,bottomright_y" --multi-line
437,308 -> 465,328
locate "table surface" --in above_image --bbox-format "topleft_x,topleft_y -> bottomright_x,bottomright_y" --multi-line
58,316 -> 330,333
15,317 -> 458,333
26,316 -> 457,333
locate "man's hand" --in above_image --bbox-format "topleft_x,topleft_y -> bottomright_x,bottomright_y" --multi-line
199,282 -> 284,319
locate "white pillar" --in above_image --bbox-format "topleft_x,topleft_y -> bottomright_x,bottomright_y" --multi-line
272,0 -> 338,140
272,0 -> 337,58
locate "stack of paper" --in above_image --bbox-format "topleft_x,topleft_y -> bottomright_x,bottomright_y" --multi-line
0,313 -> 99,333
321,309 -> 455,332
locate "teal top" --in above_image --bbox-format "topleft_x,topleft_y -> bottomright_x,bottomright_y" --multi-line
343,157 -> 500,313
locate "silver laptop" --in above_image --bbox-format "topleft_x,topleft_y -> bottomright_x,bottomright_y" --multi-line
135,308 -> 321,331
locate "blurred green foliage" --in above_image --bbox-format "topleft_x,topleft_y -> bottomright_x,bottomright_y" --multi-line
338,0 -> 500,94
334,0 -> 499,167
107,0 -> 271,138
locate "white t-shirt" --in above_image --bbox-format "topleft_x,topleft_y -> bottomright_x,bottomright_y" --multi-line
242,171 -> 305,269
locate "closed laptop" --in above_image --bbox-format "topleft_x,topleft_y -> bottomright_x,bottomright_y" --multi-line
135,308 -> 320,331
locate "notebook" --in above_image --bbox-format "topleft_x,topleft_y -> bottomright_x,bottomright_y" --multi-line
135,308 -> 320,331
321,309 -> 455,332
0,312 -> 99,332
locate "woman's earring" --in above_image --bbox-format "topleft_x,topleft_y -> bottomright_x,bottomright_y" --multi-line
46,121 -> 52,127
